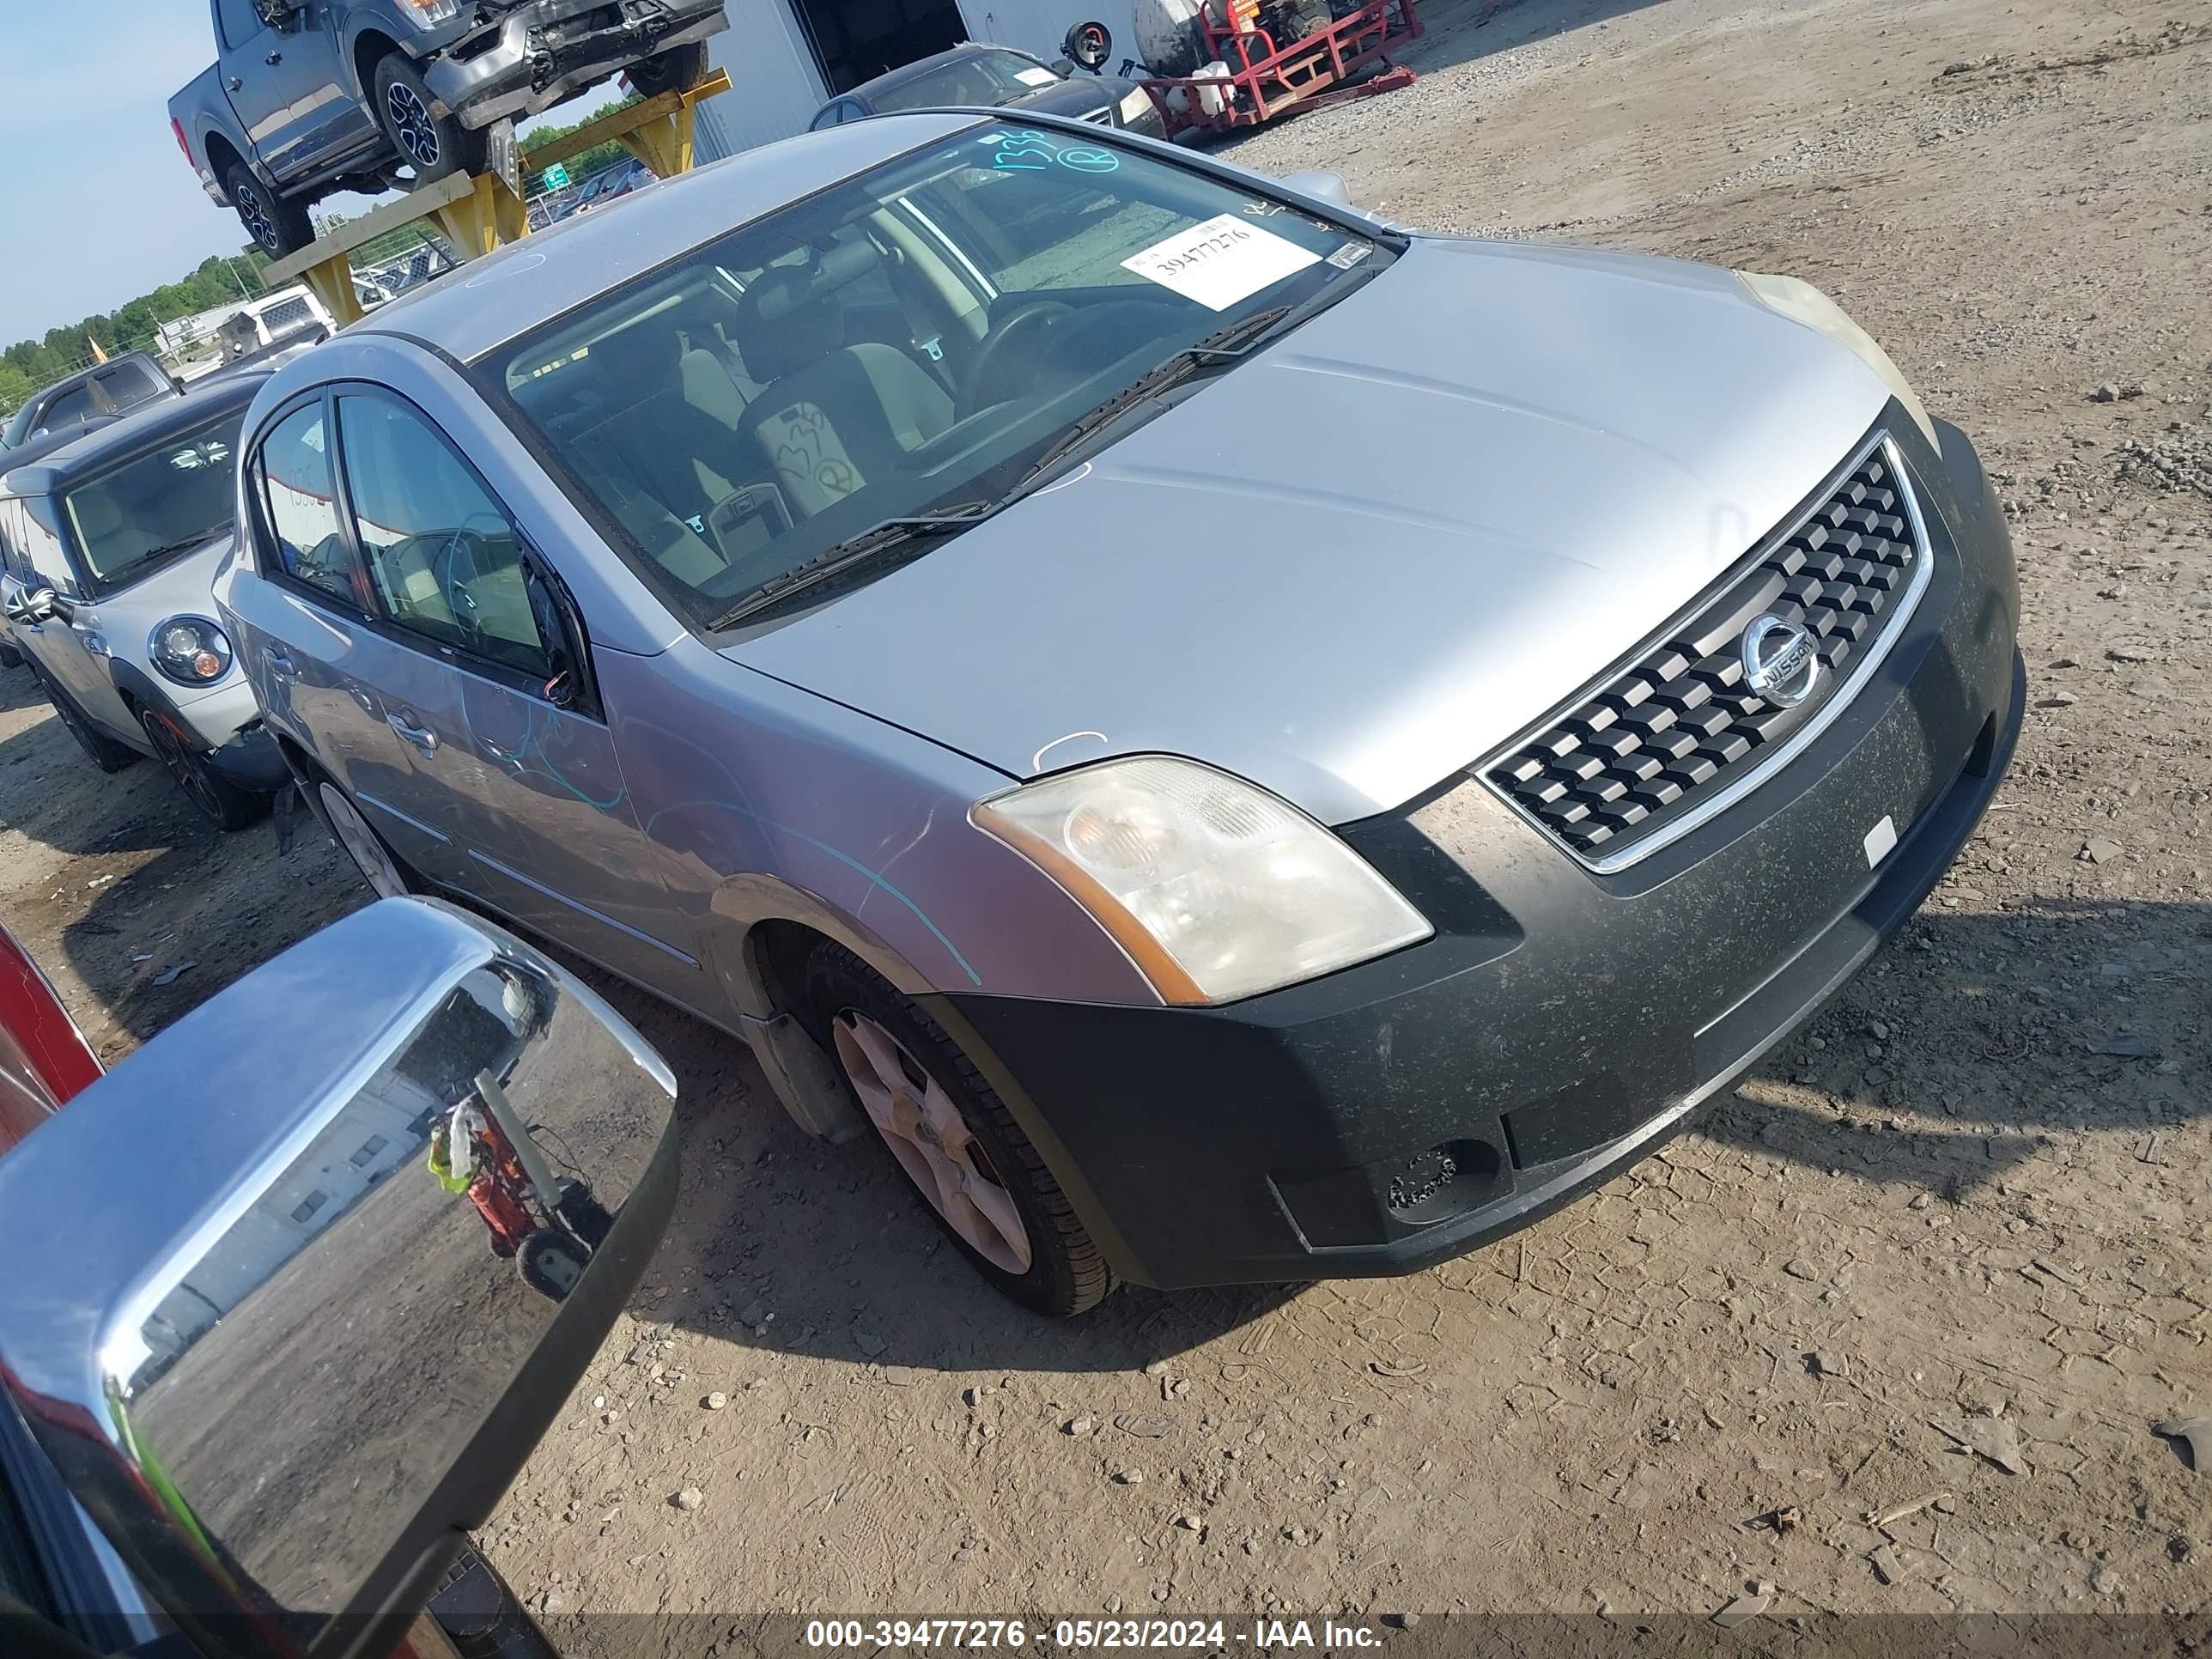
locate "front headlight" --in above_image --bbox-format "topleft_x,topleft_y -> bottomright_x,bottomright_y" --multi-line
398,0 -> 461,25
149,616 -> 233,687
1735,270 -> 1942,457
972,756 -> 1431,1005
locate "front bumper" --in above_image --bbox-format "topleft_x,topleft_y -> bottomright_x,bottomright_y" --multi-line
169,677 -> 289,790
424,0 -> 728,129
933,414 -> 2023,1291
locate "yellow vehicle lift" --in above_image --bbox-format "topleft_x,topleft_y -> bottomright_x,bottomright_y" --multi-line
264,70 -> 732,328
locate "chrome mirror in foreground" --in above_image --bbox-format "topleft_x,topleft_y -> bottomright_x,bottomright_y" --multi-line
0,897 -> 678,1659
1280,168 -> 1354,209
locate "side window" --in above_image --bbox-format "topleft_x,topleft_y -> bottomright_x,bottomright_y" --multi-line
216,0 -> 264,50
33,385 -> 98,435
256,401 -> 360,608
335,395 -> 555,680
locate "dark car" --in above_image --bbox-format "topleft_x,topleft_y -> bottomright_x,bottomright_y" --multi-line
0,354 -> 180,455
812,40 -> 1166,139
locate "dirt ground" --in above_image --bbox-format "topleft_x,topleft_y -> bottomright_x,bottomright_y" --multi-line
3,0 -> 2209,1635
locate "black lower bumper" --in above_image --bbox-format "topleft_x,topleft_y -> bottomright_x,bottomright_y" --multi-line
206,721 -> 291,792
933,416 -> 2023,1291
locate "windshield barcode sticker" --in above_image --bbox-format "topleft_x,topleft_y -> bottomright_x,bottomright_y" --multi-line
1015,66 -> 1060,86
1120,214 -> 1322,310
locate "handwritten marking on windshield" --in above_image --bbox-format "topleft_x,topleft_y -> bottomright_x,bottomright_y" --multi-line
989,129 -> 1121,173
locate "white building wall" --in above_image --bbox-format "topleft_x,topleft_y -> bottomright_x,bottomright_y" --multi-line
695,3 -> 834,161
696,0 -> 1146,161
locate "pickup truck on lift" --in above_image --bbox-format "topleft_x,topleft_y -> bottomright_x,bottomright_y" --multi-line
167,0 -> 728,259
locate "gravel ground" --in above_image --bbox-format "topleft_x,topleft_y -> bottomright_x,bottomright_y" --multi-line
2,0 -> 2208,1637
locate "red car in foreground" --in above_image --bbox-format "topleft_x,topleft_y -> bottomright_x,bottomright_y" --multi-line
0,921 -> 101,1152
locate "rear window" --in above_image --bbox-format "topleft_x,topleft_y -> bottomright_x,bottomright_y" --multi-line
95,360 -> 168,410
871,52 -> 1059,112
62,406 -> 246,595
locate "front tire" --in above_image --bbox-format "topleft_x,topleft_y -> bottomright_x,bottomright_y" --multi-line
30,666 -> 137,774
626,40 -> 709,98
226,163 -> 314,259
374,54 -> 486,185
137,708 -> 269,831
808,944 -> 1113,1316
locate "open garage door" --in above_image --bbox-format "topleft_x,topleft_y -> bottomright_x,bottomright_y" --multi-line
792,0 -> 971,94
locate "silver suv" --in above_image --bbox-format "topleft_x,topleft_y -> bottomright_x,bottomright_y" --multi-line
2,376 -> 289,828
221,112 -> 2022,1315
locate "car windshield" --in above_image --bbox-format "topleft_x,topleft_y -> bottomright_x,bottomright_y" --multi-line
62,407 -> 245,594
488,120 -> 1388,631
871,51 -> 1061,112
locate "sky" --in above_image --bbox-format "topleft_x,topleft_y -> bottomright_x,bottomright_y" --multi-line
0,5 -> 618,349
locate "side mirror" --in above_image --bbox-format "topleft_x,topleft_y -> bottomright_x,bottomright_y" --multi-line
0,898 -> 678,1659
1280,168 -> 1353,209
1063,20 -> 1113,72
9,585 -> 61,623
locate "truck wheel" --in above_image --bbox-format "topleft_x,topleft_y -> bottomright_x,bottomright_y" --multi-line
138,708 -> 269,832
227,164 -> 314,259
806,943 -> 1114,1317
374,55 -> 486,185
28,666 -> 137,775
626,40 -> 709,98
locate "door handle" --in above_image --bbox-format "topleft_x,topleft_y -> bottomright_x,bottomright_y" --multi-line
387,712 -> 438,756
261,644 -> 297,681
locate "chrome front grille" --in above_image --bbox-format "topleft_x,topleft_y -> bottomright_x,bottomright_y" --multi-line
1483,432 -> 1932,871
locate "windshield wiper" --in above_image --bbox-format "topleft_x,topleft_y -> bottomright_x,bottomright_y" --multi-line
1005,307 -> 1297,498
708,501 -> 995,629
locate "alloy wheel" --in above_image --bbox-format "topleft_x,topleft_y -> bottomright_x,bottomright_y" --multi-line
140,712 -> 224,823
237,180 -> 281,254
319,782 -> 409,899
385,82 -> 441,168
831,1009 -> 1034,1275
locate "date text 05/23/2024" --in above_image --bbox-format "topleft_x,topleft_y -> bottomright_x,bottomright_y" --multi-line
805,1620 -> 1390,1650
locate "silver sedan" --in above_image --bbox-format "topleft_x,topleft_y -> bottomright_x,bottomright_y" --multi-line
221,111 -> 2021,1314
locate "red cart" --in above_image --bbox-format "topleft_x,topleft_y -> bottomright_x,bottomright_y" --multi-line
1141,0 -> 1423,138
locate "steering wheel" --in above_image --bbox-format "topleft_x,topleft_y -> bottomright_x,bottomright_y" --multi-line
431,514 -> 510,653
958,299 -> 1077,419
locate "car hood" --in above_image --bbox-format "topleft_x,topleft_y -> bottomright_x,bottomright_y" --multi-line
88,533 -> 236,675
723,236 -> 1896,824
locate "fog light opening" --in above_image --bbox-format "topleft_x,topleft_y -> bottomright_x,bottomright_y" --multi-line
1385,1139 -> 1504,1225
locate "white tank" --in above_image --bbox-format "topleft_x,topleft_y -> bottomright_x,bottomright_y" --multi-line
1134,0 -> 1208,78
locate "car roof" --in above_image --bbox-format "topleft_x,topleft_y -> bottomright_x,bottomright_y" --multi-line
342,113 -> 982,367
848,42 -> 1033,100
0,372 -> 267,500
